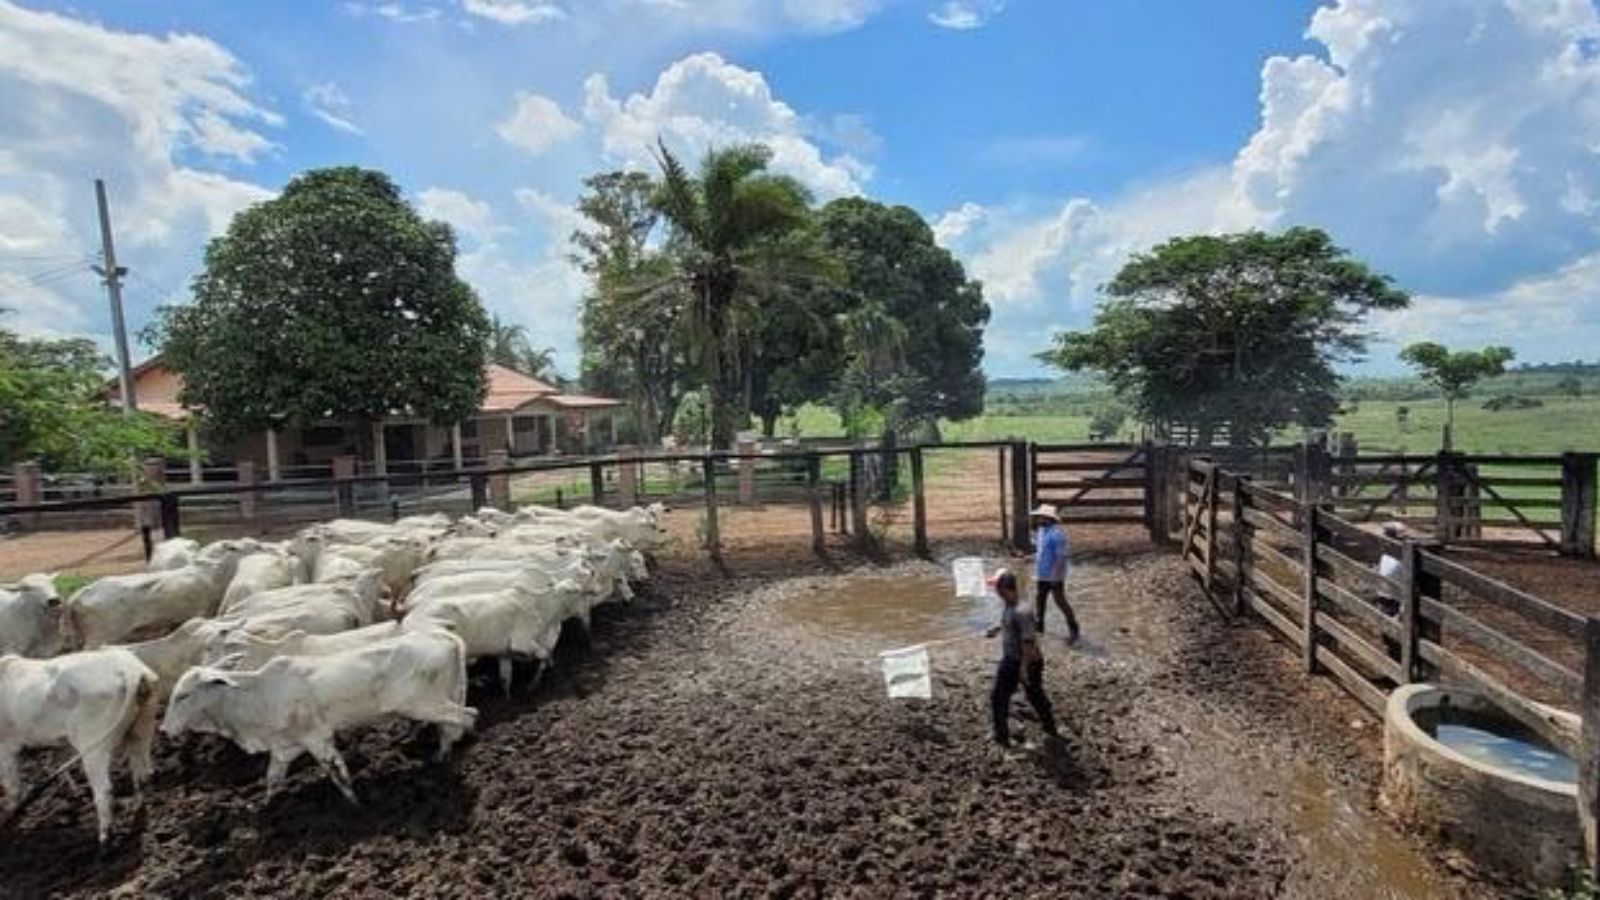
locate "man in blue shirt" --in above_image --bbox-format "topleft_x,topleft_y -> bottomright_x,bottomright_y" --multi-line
984,568 -> 1058,748
1031,504 -> 1080,641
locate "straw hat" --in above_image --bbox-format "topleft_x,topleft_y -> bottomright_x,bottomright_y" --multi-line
1029,503 -> 1059,520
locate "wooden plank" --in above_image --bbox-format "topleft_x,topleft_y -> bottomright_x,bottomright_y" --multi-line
1418,551 -> 1585,639
1317,578 -> 1402,639
1477,476 -> 1564,488
1034,477 -> 1148,490
1240,481 -> 1298,510
1316,611 -> 1404,683
1249,567 -> 1304,621
1303,505 -> 1319,673
1448,496 -> 1566,510
1418,597 -> 1581,700
1035,460 -> 1147,473
1038,495 -> 1146,508
1579,618 -> 1600,872
1242,507 -> 1303,545
1054,513 -> 1147,524
1033,442 -> 1141,454
1248,538 -> 1304,578
1418,640 -> 1580,757
1245,587 -> 1302,643
1318,511 -> 1405,556
1315,645 -> 1388,714
1315,542 -> 1403,598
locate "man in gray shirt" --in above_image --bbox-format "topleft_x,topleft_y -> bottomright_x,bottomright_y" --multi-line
985,569 -> 1059,748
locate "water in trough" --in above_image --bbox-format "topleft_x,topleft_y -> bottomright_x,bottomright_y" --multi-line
1412,705 -> 1578,784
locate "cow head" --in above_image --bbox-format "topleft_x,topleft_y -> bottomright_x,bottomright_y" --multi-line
162,667 -> 238,737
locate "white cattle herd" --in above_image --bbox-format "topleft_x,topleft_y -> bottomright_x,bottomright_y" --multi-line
0,502 -> 666,843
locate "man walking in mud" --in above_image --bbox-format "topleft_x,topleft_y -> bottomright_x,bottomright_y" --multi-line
1031,504 -> 1079,642
985,569 -> 1059,748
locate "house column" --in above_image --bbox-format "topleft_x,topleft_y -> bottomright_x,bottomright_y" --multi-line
505,414 -> 515,456
186,418 -> 203,485
451,423 -> 465,470
266,427 -> 281,482
608,412 -> 618,448
371,419 -> 388,475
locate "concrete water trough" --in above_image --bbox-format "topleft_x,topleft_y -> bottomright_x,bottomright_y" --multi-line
1382,684 -> 1582,886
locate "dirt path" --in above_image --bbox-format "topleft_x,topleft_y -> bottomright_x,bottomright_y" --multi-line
0,534 -> 1506,899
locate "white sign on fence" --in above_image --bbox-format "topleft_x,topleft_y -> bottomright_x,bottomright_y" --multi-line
880,646 -> 933,700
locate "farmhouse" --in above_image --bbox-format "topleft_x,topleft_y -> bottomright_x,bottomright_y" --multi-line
117,357 -> 624,480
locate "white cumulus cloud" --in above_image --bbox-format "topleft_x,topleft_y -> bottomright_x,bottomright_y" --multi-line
496,91 -> 581,156
460,0 -> 565,26
928,0 -> 1005,30
416,187 -> 504,244
623,0 -> 885,35
302,82 -> 363,135
0,0 -> 273,342
582,51 -> 870,200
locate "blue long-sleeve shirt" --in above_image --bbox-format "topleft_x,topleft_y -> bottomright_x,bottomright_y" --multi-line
1035,523 -> 1068,583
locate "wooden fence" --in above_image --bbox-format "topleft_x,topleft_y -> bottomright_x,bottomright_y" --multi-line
1178,455 -> 1600,872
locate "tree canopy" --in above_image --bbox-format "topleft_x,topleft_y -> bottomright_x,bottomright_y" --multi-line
148,167 -> 491,439
1039,227 -> 1409,446
0,326 -> 175,473
1399,341 -> 1514,449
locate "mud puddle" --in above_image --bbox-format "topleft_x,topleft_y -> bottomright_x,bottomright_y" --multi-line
1286,765 -> 1448,899
777,570 -> 996,646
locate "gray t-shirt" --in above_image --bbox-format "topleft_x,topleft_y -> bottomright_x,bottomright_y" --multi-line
1000,604 -> 1037,661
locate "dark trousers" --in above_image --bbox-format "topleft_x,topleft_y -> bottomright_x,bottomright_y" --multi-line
990,657 -> 1056,745
1034,580 -> 1079,635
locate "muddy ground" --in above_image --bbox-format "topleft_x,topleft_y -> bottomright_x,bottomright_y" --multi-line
0,528 -> 1510,899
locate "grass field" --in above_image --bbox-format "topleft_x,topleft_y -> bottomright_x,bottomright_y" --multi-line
787,379 -> 1600,454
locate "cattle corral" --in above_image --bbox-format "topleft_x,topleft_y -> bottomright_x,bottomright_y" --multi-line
0,445 -> 1595,896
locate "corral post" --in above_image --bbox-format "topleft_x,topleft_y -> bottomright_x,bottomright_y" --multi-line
849,451 -> 872,551
589,461 -> 605,506
1165,449 -> 1186,537
807,453 -> 825,557
469,473 -> 487,512
910,446 -> 929,557
1231,474 -> 1249,618
136,457 -> 165,535
702,455 -> 723,568
1414,540 -> 1444,680
159,492 -> 181,539
1204,471 -> 1219,592
1009,440 -> 1031,552
1143,442 -> 1162,544
997,446 -> 1009,545
737,439 -> 756,506
1562,452 -> 1598,559
14,461 -> 42,528
237,459 -> 259,523
1578,616 -> 1600,877
331,455 -> 356,516
616,447 -> 638,509
1302,502 -> 1319,673
487,449 -> 511,511
1398,539 -> 1422,683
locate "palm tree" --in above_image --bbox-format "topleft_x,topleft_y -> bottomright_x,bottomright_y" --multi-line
649,142 -> 815,449
487,314 -> 559,382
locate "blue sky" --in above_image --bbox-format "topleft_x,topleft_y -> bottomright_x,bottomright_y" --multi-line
3,0 -> 1600,380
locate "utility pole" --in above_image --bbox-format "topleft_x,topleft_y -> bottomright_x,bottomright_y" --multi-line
92,178 -> 136,413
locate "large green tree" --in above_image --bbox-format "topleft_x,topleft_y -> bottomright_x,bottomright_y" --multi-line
1039,227 -> 1409,446
572,171 -> 687,445
149,167 -> 490,441
0,327 -> 175,473
815,198 -> 989,436
1399,342 -> 1514,450
649,143 -> 818,448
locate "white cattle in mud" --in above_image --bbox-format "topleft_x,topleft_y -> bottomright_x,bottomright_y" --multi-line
0,648 -> 159,843
402,580 -> 585,695
219,550 -> 300,614
311,535 -> 429,599
64,544 -> 254,648
147,537 -> 199,572
210,622 -> 406,672
208,572 -> 388,653
162,628 -> 475,802
115,618 -> 227,706
0,574 -> 64,658
514,503 -> 668,550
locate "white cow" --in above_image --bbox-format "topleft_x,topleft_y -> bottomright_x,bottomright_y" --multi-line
211,622 -> 405,672
162,628 -> 476,802
64,545 -> 252,649
115,618 -> 225,705
402,580 -> 583,695
0,648 -> 159,842
0,574 -> 64,658
515,503 -> 668,550
211,571 -> 387,649
219,550 -> 300,614
147,537 -> 199,572
311,535 -> 428,599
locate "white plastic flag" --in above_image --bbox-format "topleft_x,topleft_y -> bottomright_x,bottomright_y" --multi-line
952,557 -> 990,599
880,645 -> 933,700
